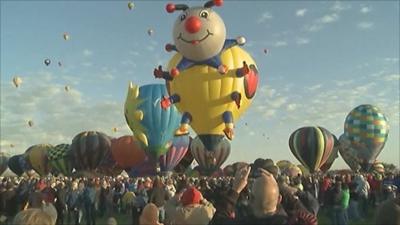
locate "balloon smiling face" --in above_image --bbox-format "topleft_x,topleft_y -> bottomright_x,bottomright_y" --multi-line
173,7 -> 226,61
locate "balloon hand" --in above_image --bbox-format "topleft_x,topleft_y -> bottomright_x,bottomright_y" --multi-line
154,66 -> 165,78
161,96 -> 172,109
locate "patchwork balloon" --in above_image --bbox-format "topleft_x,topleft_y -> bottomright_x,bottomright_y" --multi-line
344,104 -> 389,171
70,131 -> 112,171
338,134 -> 361,172
289,126 -> 335,173
48,144 -> 73,176
124,83 -> 181,159
159,135 -> 190,172
191,136 -> 230,175
174,140 -> 194,173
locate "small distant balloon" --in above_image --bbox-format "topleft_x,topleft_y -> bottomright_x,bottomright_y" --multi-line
58,62 -> 62,67
245,122 -> 248,126
63,33 -> 70,41
112,127 -> 118,132
10,144 -> 15,148
128,2 -> 134,10
28,120 -> 34,127
147,28 -> 154,36
263,48 -> 269,54
44,59 -> 51,66
13,77 -> 22,88
64,85 -> 70,92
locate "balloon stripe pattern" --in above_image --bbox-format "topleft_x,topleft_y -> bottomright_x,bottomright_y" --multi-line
70,131 -> 112,171
159,135 -> 190,172
191,136 -> 230,173
48,144 -> 72,176
289,126 -> 335,173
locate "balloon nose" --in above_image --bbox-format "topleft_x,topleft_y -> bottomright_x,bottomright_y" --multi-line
185,16 -> 202,34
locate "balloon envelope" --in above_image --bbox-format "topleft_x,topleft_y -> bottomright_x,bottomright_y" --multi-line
289,126 -> 335,173
44,59 -> 51,66
70,131 -> 112,171
339,134 -> 361,171
159,135 -> 190,172
111,135 -> 146,168
320,135 -> 340,173
124,83 -> 181,159
191,136 -> 230,175
344,104 -> 389,171
0,152 -> 10,175
13,77 -> 22,88
166,46 -> 258,151
25,144 -> 53,176
8,155 -> 25,176
48,144 -> 73,176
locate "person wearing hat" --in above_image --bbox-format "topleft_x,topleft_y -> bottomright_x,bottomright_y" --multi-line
139,203 -> 163,225
173,187 -> 215,225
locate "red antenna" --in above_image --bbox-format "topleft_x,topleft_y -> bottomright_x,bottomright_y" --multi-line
204,0 -> 223,8
166,3 -> 189,13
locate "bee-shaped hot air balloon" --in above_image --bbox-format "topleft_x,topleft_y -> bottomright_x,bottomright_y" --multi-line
153,0 -> 258,152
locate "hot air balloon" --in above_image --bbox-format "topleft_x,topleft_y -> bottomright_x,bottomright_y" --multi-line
286,164 -> 302,177
297,164 -> 310,177
174,140 -> 194,173
159,135 -> 190,172
128,155 -> 157,177
8,155 -> 25,176
70,131 -> 112,171
276,160 -> 293,172
0,152 -> 9,175
339,134 -> 362,171
162,46 -> 258,152
128,2 -> 134,10
28,120 -> 34,127
289,126 -> 335,173
191,136 -> 230,175
263,48 -> 269,54
25,144 -> 53,176
124,83 -> 181,159
320,135 -> 340,173
48,144 -> 73,176
58,62 -> 62,67
64,86 -> 70,92
10,144 -> 15,148
96,150 -> 123,176
63,32 -> 70,41
154,1 -> 258,152
12,77 -> 22,88
344,104 -> 389,171
147,28 -> 154,36
111,135 -> 146,168
44,59 -> 51,66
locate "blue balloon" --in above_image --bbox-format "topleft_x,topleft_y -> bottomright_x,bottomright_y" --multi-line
125,83 -> 181,159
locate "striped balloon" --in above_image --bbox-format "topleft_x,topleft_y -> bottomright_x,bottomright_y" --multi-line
320,135 -> 340,173
344,104 -> 389,170
0,152 -> 10,175
70,131 -> 112,171
96,149 -> 123,176
48,144 -> 73,176
289,126 -> 335,173
191,136 -> 230,175
174,137 -> 194,173
25,144 -> 53,176
159,135 -> 190,172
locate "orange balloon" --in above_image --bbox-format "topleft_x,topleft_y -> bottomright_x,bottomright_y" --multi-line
111,136 -> 146,168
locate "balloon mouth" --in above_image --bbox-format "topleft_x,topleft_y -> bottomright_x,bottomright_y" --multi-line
198,134 -> 225,151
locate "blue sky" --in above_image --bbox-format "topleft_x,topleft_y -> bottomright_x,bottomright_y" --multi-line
1,1 -> 399,169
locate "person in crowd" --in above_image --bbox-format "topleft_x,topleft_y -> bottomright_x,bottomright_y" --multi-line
172,186 -> 215,225
354,174 -> 370,218
149,177 -> 169,223
55,182 -> 67,225
209,167 -> 317,225
165,178 -> 176,199
83,180 -> 97,225
107,217 -> 118,225
66,181 -> 82,225
12,208 -> 55,225
375,195 -> 400,225
139,203 -> 163,225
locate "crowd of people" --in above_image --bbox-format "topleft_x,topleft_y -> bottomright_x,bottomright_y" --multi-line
0,166 -> 399,225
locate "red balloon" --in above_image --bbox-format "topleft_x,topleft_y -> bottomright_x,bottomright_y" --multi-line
111,136 -> 146,168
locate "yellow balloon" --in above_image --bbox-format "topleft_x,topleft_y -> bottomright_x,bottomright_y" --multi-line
25,144 -> 53,176
166,46 -> 258,136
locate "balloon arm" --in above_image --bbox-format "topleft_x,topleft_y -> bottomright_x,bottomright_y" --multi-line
165,43 -> 177,52
223,37 -> 245,50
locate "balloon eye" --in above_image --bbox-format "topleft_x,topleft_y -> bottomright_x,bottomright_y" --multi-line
180,14 -> 186,21
200,10 -> 209,18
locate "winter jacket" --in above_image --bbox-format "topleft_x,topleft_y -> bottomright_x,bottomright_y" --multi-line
173,199 -> 215,225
